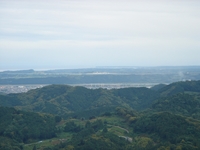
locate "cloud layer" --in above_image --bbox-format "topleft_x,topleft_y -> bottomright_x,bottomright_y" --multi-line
0,0 -> 200,70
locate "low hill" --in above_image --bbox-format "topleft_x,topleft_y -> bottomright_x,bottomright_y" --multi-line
158,80 -> 200,96
0,85 -> 159,118
152,93 -> 200,119
150,83 -> 166,91
0,107 -> 56,149
112,87 -> 159,109
0,94 -> 22,107
132,112 -> 200,149
1,80 -> 200,119
1,80 -> 200,149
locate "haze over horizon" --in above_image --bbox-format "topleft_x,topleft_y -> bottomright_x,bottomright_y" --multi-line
1,66 -> 200,72
0,0 -> 200,70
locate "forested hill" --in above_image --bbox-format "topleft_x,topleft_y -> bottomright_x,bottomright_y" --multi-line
150,80 -> 200,119
0,107 -> 56,149
157,80 -> 200,96
1,80 -> 200,149
0,80 -> 200,118
152,93 -> 200,119
0,85 -> 159,117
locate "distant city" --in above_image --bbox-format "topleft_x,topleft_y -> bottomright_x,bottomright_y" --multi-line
0,83 -> 161,94
0,85 -> 45,94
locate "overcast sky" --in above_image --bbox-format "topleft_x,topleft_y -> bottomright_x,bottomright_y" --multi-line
0,0 -> 200,70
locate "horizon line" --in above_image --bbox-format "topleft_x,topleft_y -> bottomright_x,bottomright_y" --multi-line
1,65 -> 200,72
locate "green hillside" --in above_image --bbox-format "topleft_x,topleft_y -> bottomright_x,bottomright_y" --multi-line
0,80 -> 200,149
0,85 -> 159,118
152,93 -> 200,119
158,80 -> 200,96
132,112 -> 200,149
0,107 -> 57,149
150,83 -> 166,91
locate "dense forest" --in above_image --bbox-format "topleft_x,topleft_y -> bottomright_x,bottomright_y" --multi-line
0,107 -> 57,149
0,85 -> 159,117
0,80 -> 200,149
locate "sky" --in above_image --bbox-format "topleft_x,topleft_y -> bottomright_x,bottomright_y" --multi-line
0,0 -> 200,70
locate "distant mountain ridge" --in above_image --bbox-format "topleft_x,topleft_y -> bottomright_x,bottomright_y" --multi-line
1,66 -> 200,85
1,69 -> 35,73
